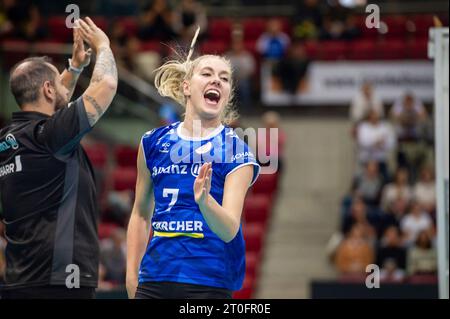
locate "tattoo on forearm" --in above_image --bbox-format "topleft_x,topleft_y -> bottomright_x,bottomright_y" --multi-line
84,94 -> 104,125
91,47 -> 117,84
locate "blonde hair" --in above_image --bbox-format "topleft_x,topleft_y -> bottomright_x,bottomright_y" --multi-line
154,28 -> 238,125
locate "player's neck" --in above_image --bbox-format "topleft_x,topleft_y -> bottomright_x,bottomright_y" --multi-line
181,115 -> 222,139
20,101 -> 55,116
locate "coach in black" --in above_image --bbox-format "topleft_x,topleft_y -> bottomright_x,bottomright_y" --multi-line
0,17 -> 117,299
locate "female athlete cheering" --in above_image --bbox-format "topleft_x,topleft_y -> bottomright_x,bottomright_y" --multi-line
126,29 -> 260,299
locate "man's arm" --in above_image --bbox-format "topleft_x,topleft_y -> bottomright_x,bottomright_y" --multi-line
61,28 -> 92,101
77,17 -> 118,126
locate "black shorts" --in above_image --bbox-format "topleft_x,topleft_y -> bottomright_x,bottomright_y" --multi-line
135,281 -> 232,299
0,285 -> 96,299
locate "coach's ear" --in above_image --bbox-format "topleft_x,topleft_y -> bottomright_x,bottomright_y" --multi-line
182,79 -> 191,97
42,81 -> 55,102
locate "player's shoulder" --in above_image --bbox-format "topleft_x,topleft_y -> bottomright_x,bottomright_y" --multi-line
223,126 -> 249,148
141,122 -> 180,143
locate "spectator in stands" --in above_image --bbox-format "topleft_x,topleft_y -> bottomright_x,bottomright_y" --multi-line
341,14 -> 361,40
97,263 -> 115,291
401,201 -> 434,247
106,190 -> 133,226
2,0 -> 47,41
319,14 -> 345,40
350,81 -> 384,125
100,228 -> 127,285
379,258 -> 406,283
356,109 -> 396,182
272,41 -> 310,95
138,0 -> 177,41
256,18 -> 291,60
172,0 -> 207,43
95,0 -> 139,17
413,166 -> 436,216
226,36 -> 256,108
407,230 -> 437,275
352,160 -> 384,207
0,0 -> 14,38
377,226 -> 407,271
334,224 -> 375,275
380,168 -> 413,211
341,197 -> 377,244
292,0 -> 324,40
391,91 -> 430,182
259,111 -> 287,175
378,197 -> 408,238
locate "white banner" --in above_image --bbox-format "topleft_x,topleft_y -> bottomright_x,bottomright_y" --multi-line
261,61 -> 434,105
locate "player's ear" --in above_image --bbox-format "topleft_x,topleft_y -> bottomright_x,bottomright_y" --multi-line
42,81 -> 55,101
182,79 -> 191,97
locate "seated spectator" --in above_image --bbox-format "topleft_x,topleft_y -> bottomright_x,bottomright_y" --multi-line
272,41 -> 310,95
391,91 -> 430,182
401,201 -> 434,246
352,160 -> 384,207
256,18 -> 291,60
138,0 -> 177,41
3,0 -> 47,41
97,263 -> 115,291
407,230 -> 437,275
376,226 -> 407,271
319,14 -> 345,40
335,224 -> 375,275
341,14 -> 361,40
292,0 -> 324,40
378,197 -> 408,237
105,190 -> 133,226
390,91 -> 428,142
100,228 -> 127,285
413,166 -> 436,216
356,109 -> 396,182
172,0 -> 207,43
341,197 -> 377,244
380,168 -> 413,211
350,82 -> 384,125
226,36 -> 256,108
380,258 -> 406,283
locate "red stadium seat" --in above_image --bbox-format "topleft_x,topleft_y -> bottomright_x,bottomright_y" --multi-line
412,15 -> 434,37
47,16 -> 72,42
140,40 -> 161,52
407,38 -> 428,59
245,251 -> 261,279
383,15 -> 408,39
378,39 -> 407,60
243,18 -> 266,41
200,40 -> 228,55
407,274 -> 438,284
112,167 -> 137,191
320,41 -> 349,60
114,144 -> 138,168
243,222 -> 265,254
119,17 -> 139,37
304,40 -> 320,59
98,222 -> 118,240
83,143 -> 109,169
250,172 -> 279,197
208,18 -> 233,42
243,194 -> 272,226
348,40 -> 377,60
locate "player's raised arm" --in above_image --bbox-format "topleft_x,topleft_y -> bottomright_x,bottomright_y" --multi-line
77,17 -> 118,126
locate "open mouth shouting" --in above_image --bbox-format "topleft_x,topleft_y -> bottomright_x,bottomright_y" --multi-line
204,89 -> 221,106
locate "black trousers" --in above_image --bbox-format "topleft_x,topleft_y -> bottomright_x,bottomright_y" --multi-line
135,281 -> 232,299
1,285 -> 96,299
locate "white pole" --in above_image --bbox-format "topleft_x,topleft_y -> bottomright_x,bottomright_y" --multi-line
428,27 -> 449,300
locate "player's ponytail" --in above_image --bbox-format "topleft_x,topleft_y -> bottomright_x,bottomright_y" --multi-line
154,26 -> 238,125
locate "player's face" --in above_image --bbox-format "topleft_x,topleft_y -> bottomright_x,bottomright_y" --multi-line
184,56 -> 232,121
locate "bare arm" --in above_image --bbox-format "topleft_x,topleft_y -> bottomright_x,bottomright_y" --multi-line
77,17 -> 118,126
195,163 -> 254,243
126,143 -> 153,299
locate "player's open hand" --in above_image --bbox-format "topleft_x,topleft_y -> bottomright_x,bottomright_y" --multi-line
71,27 -> 92,69
194,162 -> 212,206
76,17 -> 110,52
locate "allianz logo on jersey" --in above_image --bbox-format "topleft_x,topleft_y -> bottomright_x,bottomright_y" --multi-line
0,134 -> 19,153
152,163 -> 203,178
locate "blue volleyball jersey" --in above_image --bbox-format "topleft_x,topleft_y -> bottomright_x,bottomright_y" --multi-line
139,121 -> 260,291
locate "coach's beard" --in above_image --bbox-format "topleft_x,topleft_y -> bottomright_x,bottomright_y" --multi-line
54,92 -> 68,111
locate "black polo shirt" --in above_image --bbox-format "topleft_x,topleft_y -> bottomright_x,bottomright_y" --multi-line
0,97 -> 99,290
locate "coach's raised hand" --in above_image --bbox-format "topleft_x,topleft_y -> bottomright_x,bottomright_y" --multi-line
77,17 -> 117,126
